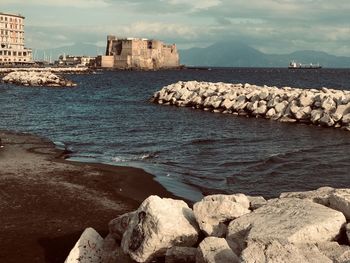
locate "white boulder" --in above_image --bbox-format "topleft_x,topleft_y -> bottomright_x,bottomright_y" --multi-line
329,189 -> 350,220
65,228 -> 104,263
241,240 -> 332,263
121,195 -> 199,262
196,237 -> 239,263
226,198 -> 346,254
194,194 -> 250,237
279,186 -> 335,206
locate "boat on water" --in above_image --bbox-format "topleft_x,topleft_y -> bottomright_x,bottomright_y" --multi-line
288,61 -> 322,69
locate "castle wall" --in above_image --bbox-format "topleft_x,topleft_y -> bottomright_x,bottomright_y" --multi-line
97,55 -> 114,68
100,36 -> 180,70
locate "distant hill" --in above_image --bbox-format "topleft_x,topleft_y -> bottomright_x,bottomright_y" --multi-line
180,41 -> 350,68
33,43 -> 105,61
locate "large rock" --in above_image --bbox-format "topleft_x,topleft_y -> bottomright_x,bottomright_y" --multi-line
247,195 -> 267,210
319,113 -> 335,127
121,195 -> 199,262
241,240 -> 332,263
311,109 -> 324,123
226,198 -> 346,254
65,228 -> 104,263
299,92 -> 315,107
196,237 -> 239,263
329,189 -> 350,220
109,211 -> 137,240
332,103 -> 350,122
101,234 -> 134,263
194,194 -> 250,237
317,242 -> 350,263
280,186 -> 335,206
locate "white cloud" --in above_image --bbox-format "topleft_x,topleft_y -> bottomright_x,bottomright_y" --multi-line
2,0 -> 109,8
168,0 -> 221,10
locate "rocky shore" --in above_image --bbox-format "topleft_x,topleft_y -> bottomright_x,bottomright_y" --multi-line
2,71 -> 77,87
67,187 -> 350,263
151,81 -> 350,131
0,131 -> 173,263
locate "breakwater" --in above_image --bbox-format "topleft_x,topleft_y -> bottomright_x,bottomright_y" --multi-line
151,81 -> 350,131
2,71 -> 76,87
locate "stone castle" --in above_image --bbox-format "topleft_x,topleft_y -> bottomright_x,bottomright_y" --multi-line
96,35 -> 180,70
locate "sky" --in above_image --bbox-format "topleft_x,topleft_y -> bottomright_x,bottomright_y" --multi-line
1,0 -> 350,56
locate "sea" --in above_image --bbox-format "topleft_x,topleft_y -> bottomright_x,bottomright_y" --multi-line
1,68 -> 350,201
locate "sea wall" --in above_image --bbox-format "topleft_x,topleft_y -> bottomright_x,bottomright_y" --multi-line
151,81 -> 350,131
65,187 -> 350,262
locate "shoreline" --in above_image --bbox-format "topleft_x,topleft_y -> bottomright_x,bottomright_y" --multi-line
0,129 -> 177,263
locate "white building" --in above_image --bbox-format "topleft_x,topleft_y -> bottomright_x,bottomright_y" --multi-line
0,12 -> 32,64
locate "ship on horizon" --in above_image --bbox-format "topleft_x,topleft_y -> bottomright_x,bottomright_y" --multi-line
288,61 -> 322,69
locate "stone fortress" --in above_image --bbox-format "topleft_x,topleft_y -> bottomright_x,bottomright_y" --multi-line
0,12 -> 32,64
97,35 -> 180,70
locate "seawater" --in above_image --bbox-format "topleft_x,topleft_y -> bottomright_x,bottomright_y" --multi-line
1,68 -> 350,201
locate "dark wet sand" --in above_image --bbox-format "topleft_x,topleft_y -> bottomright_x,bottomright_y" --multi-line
0,130 -> 176,263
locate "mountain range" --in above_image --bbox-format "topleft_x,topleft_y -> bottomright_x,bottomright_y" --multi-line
180,41 -> 350,68
35,41 -> 350,68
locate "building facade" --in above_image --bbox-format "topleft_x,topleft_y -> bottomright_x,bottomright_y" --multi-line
97,35 -> 179,70
0,12 -> 32,64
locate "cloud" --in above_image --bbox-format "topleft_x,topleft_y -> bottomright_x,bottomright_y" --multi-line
2,0 -> 109,8
4,0 -> 350,56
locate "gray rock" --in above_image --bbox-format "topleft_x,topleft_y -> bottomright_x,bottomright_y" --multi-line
202,194 -> 250,209
220,98 -> 235,110
332,103 -> 350,122
311,109 -> 324,123
319,113 -> 335,127
196,237 -> 239,263
317,242 -> 350,263
121,195 -> 199,262
247,196 -> 267,210
101,234 -> 134,263
329,189 -> 350,220
342,113 -> 350,125
321,97 -> 337,112
226,198 -> 346,254
65,228 -> 104,263
279,186 -> 335,206
241,240 -> 332,263
194,195 -> 250,237
109,211 -> 137,240
299,93 -> 315,107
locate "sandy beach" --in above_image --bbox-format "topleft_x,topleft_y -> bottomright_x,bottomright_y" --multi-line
0,130 -> 175,263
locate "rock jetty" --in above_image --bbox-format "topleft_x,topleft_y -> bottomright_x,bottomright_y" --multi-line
151,81 -> 350,131
65,187 -> 350,263
2,71 -> 77,87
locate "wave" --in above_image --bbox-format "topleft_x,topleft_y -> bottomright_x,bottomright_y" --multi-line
111,152 -> 159,163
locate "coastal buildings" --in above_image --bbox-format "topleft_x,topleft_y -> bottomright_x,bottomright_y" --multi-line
0,12 -> 32,64
57,54 -> 95,67
97,35 -> 180,70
